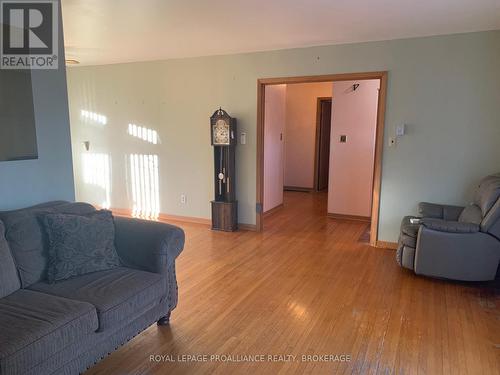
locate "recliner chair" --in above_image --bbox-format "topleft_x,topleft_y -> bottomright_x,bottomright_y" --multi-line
397,173 -> 500,281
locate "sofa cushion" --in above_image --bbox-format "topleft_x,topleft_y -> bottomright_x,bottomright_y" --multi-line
29,267 -> 167,331
0,221 -> 20,298
474,173 -> 500,216
0,201 -> 96,287
42,210 -> 121,283
458,204 -> 483,224
0,289 -> 98,375
0,202 -> 66,287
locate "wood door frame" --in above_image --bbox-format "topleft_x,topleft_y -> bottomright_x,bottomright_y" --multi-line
256,71 -> 388,247
313,97 -> 332,192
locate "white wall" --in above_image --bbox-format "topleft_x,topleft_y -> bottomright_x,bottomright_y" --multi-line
264,84 -> 286,212
67,31 -> 500,240
284,82 -> 332,189
328,80 -> 379,217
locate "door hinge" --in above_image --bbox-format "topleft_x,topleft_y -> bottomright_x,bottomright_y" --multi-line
256,203 -> 263,214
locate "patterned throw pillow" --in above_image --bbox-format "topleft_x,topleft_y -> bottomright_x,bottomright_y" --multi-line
42,210 -> 121,283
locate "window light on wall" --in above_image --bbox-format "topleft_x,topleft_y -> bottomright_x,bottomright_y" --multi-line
81,110 -> 107,125
128,124 -> 158,144
130,154 -> 160,220
82,153 -> 111,209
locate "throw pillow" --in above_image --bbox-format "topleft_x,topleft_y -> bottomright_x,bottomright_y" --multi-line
42,210 -> 121,283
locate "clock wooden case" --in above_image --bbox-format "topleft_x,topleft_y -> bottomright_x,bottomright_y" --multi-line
210,108 -> 238,231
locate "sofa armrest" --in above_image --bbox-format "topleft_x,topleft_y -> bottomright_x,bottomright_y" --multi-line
421,218 -> 479,233
418,202 -> 464,221
113,216 -> 185,274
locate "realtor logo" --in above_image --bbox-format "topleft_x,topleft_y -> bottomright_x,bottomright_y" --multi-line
1,0 -> 58,69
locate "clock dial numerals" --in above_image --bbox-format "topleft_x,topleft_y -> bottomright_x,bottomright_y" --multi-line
213,119 -> 230,145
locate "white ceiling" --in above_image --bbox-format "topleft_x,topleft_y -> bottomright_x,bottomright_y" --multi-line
62,0 -> 500,66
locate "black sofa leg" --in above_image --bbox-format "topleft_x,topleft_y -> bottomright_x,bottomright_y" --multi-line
157,312 -> 171,326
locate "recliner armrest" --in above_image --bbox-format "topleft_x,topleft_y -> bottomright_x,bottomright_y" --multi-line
418,202 -> 464,221
415,227 -> 500,281
113,216 -> 185,274
421,218 -> 479,233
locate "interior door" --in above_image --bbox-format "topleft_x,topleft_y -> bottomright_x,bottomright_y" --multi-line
263,84 -> 286,212
317,99 -> 332,191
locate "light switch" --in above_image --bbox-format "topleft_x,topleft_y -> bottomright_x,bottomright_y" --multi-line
240,132 -> 246,145
396,124 -> 406,137
340,135 -> 347,143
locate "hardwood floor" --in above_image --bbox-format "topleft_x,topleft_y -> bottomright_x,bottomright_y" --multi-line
87,192 -> 500,375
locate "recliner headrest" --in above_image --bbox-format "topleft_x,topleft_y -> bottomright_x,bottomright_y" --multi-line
474,173 -> 500,216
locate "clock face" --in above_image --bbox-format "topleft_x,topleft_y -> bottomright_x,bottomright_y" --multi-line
213,119 -> 230,145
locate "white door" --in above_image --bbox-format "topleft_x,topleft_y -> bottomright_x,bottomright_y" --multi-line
264,84 -> 286,212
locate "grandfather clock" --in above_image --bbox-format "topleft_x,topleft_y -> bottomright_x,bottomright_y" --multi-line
210,108 -> 238,231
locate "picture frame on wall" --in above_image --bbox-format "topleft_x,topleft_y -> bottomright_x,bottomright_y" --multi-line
0,69 -> 38,162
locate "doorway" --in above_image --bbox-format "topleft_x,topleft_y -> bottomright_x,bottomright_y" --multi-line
314,98 -> 332,192
256,72 -> 388,247
264,82 -> 331,213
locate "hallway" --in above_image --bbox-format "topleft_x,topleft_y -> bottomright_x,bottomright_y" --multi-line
87,192 -> 500,375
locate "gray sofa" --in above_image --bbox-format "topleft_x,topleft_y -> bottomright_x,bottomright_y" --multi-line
397,173 -> 500,281
0,201 -> 184,375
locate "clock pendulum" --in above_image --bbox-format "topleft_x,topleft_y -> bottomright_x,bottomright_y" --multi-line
210,108 -> 238,231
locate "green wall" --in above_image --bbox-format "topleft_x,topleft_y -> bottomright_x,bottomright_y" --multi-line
67,30 -> 500,241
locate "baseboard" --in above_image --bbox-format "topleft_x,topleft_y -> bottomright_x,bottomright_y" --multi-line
284,186 -> 314,192
109,207 -> 132,217
238,223 -> 258,231
110,207 -> 256,231
110,207 -> 211,225
327,213 -> 371,223
158,213 -> 211,225
263,203 -> 284,217
375,241 -> 398,250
